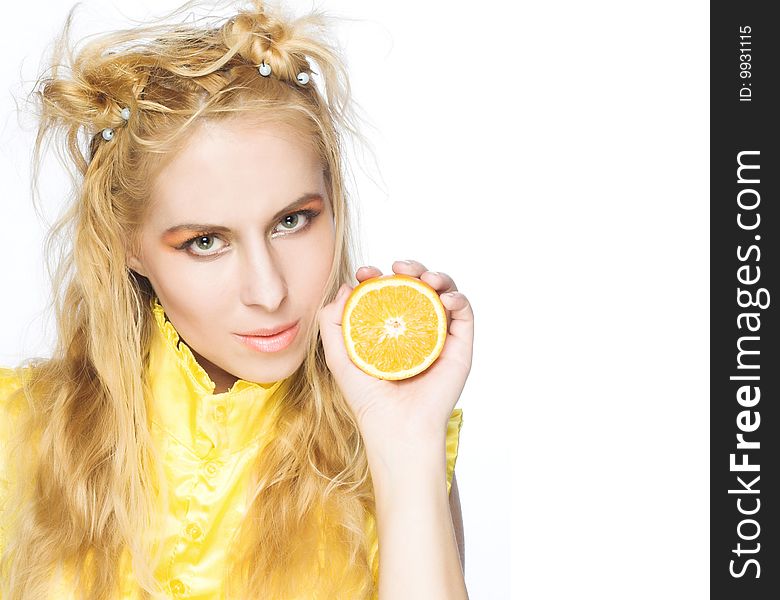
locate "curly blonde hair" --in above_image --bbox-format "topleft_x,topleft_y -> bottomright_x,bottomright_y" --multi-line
0,1 -> 380,597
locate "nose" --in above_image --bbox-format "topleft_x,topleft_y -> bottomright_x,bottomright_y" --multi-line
238,240 -> 287,311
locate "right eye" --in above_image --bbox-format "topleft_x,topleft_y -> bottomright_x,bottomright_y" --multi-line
179,233 -> 229,258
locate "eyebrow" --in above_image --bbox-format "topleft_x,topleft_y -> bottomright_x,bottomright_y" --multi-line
162,193 -> 324,235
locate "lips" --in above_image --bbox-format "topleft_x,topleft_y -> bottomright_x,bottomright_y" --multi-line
234,321 -> 300,353
237,320 -> 299,337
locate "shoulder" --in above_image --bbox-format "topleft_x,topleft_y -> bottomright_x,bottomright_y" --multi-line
0,367 -> 27,436
0,366 -> 35,495
0,366 -> 24,396
0,366 -> 26,550
0,366 -> 25,436
0,366 -> 26,467
0,365 -> 46,472
0,366 -> 22,391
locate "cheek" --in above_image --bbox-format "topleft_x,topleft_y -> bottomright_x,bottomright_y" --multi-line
289,230 -> 335,304
139,249 -> 220,326
148,264 -> 191,299
314,223 -> 337,281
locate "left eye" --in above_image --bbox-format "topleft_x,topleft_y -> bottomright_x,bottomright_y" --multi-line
272,209 -> 319,236
276,212 -> 306,233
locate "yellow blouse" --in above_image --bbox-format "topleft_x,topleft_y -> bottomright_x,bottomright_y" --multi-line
0,298 -> 463,598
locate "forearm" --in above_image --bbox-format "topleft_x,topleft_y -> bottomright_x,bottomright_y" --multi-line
366,435 -> 468,600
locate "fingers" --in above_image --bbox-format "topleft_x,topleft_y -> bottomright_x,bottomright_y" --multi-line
392,259 -> 428,276
330,283 -> 352,325
318,283 -> 351,339
317,283 -> 352,376
440,290 -> 474,347
392,260 -> 458,294
356,265 -> 382,282
421,270 -> 458,294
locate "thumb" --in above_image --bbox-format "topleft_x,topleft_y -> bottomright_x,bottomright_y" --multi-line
318,283 -> 353,374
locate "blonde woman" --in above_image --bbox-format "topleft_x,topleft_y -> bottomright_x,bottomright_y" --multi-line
0,0 -> 472,598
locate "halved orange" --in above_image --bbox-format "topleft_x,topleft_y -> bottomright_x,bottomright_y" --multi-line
342,273 -> 448,380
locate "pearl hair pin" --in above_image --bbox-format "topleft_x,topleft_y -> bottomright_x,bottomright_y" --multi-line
101,58 -> 311,144
258,60 -> 310,86
101,106 -> 131,141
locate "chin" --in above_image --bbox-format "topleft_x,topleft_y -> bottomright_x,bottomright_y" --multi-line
234,353 -> 303,384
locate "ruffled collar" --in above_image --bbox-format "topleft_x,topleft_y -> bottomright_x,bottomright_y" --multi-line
147,297 -> 286,457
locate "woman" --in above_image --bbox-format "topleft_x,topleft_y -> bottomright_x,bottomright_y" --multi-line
0,1 -> 473,598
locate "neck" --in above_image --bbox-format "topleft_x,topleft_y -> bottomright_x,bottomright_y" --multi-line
187,346 -> 238,394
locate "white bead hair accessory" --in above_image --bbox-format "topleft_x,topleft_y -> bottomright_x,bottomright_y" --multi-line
101,106 -> 131,142
258,60 -> 309,85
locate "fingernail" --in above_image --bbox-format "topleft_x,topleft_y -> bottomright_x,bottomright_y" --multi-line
400,260 -> 413,265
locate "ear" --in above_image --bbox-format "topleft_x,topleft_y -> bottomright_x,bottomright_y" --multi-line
126,253 -> 148,278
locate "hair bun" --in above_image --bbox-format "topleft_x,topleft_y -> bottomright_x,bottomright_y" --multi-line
224,8 -> 309,84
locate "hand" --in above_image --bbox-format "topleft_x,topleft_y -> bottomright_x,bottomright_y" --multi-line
317,259 -> 474,454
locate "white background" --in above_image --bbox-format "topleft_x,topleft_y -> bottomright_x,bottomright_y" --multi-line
0,1 -> 709,598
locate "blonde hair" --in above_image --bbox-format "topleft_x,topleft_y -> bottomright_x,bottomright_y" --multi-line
0,1 -> 380,597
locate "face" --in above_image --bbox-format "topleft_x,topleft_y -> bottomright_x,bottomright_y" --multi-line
127,120 -> 336,393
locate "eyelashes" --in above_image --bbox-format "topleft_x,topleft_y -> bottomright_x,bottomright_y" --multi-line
177,208 -> 322,258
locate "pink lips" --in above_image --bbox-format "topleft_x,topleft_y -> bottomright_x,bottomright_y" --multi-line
234,322 -> 300,353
